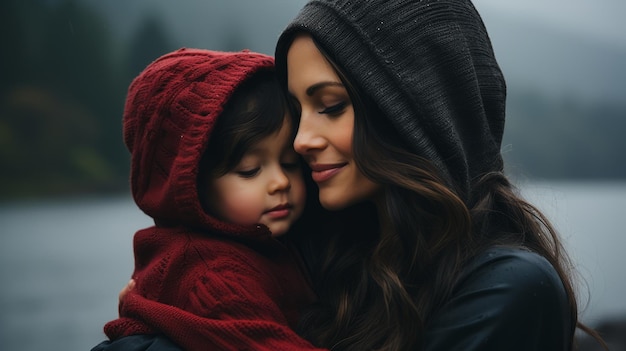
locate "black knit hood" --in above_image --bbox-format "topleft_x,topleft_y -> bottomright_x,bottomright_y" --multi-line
275,0 -> 506,202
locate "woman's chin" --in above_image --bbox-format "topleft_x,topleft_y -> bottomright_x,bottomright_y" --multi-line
319,196 -> 347,211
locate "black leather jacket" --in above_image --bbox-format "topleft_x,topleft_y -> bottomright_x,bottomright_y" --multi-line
92,247 -> 573,351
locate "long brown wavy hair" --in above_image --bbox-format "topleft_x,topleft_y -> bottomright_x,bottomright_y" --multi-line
291,39 -> 606,351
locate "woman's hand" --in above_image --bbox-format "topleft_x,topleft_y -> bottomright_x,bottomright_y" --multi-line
119,279 -> 136,303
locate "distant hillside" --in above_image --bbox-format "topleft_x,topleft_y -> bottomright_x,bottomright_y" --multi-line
503,90 -> 626,180
1,0 -> 624,200
80,0 -> 307,55
83,0 -> 626,103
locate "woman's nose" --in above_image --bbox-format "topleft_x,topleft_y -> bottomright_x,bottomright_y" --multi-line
293,114 -> 324,155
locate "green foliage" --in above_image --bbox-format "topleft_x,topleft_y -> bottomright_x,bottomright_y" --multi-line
0,0 -> 134,199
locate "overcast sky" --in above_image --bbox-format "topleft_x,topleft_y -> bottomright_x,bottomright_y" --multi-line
81,0 -> 625,103
475,0 -> 626,49
86,0 -> 626,49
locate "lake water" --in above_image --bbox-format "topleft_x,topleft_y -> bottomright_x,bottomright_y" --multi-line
1,181 -> 625,351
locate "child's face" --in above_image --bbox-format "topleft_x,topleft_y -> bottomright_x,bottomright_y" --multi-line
203,118 -> 306,237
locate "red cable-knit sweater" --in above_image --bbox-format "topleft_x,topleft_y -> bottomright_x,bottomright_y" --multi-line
104,227 -> 324,351
103,49 -> 327,351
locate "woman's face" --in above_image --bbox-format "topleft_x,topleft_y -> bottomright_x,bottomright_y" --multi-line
286,34 -> 380,210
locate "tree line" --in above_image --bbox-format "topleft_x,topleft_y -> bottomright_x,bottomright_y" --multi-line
1,0 -> 624,200
1,0 -> 176,199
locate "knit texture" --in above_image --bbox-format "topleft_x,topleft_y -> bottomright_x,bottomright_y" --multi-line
124,47 -> 274,235
275,0 -> 506,202
104,48 -> 325,350
105,229 -> 323,351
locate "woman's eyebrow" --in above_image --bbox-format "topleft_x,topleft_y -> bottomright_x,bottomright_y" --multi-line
306,81 -> 344,96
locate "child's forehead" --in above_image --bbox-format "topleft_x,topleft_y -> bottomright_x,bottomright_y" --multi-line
243,123 -> 297,157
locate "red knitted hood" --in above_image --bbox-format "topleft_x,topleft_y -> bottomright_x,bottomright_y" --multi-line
123,48 -> 275,237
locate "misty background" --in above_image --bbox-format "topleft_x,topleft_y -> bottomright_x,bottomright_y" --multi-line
1,0 -> 625,350
2,0 -> 625,198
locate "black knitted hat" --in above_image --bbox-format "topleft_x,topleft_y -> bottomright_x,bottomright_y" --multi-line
275,0 -> 506,202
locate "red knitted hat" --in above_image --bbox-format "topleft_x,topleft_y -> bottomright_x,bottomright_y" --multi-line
123,48 -> 275,232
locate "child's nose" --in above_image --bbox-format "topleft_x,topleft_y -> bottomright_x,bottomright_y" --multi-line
268,169 -> 290,193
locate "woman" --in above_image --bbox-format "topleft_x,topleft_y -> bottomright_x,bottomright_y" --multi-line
274,0 -> 605,350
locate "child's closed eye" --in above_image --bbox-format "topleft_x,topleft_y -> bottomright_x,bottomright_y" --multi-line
237,168 -> 260,178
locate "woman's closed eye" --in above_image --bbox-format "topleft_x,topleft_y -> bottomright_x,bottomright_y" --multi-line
319,101 -> 347,115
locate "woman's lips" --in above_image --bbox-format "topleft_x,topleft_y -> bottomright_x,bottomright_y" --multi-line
309,163 -> 346,183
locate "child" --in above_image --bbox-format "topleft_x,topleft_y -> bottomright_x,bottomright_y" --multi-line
93,48 -> 325,351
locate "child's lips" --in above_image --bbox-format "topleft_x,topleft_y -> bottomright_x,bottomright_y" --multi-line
265,204 -> 292,219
